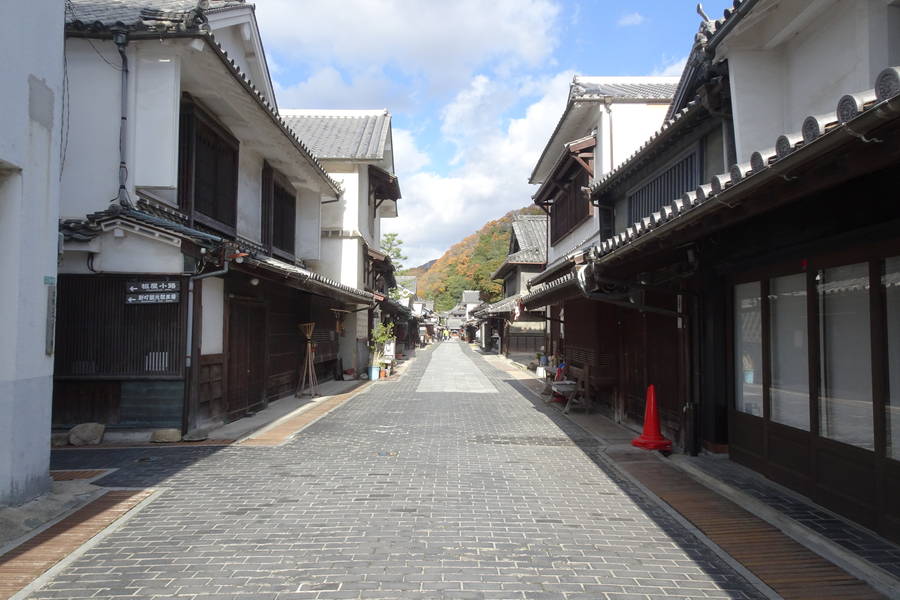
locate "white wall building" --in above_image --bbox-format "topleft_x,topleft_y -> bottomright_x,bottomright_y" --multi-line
56,0 -> 370,433
283,110 -> 402,373
0,0 -> 64,505
530,77 -> 678,265
716,0 -> 900,162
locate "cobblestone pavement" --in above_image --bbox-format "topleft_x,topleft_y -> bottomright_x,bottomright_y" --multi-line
42,342 -> 764,600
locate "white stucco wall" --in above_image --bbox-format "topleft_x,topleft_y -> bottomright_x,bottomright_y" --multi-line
320,163 -> 359,230
60,39 -> 124,219
723,0 -> 900,162
201,277 -> 224,355
0,0 -> 63,506
296,187 -> 322,260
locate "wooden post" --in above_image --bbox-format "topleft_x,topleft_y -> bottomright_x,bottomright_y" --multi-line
296,322 -> 319,397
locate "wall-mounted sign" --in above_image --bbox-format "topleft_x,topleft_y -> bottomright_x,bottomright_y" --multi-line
126,280 -> 180,293
126,292 -> 180,304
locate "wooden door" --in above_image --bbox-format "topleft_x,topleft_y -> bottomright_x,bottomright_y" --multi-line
227,301 -> 267,420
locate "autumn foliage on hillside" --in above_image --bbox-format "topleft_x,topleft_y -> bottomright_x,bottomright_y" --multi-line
411,205 -> 543,312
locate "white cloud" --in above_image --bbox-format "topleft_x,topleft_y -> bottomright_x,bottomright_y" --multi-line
383,71 -> 573,268
650,55 -> 688,77
256,0 -> 560,92
617,12 -> 646,27
273,66 -> 408,110
392,129 -> 430,176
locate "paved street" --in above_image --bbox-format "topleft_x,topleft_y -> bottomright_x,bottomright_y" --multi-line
43,342 -> 763,600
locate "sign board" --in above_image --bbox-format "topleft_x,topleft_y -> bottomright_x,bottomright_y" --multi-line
383,340 -> 396,360
126,280 -> 180,293
126,292 -> 180,304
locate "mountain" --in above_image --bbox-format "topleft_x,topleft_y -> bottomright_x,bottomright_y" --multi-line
403,259 -> 437,277
416,204 -> 544,312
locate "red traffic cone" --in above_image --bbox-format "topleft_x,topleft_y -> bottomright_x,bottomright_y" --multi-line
631,384 -> 672,451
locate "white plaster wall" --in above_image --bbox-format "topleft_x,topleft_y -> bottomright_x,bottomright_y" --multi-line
725,0 -> 900,162
133,44 -> 180,191
607,103 -> 671,172
236,148 -> 264,244
296,187 -> 321,260
320,163 -> 358,230
357,166 -> 372,243
201,277 -> 224,355
60,40 -> 123,219
0,0 -> 63,506
548,215 -> 599,263
89,230 -> 184,274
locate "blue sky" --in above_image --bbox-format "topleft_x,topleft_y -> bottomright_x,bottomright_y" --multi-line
255,1 -> 734,268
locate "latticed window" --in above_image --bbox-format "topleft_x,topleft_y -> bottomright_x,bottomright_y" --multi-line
627,150 -> 697,225
262,162 -> 296,258
178,98 -> 239,234
550,170 -> 591,244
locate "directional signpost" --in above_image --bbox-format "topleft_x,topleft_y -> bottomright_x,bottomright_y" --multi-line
125,280 -> 181,304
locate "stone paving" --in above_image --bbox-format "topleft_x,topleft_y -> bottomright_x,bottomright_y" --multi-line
41,341 -> 764,600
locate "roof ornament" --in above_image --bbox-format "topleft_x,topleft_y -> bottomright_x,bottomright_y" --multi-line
875,66 -> 900,101
696,3 -> 710,22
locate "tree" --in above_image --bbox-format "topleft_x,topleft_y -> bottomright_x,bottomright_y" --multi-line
381,232 -> 407,273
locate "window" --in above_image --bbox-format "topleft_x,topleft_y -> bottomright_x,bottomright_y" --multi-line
261,163 -> 296,258
550,170 -> 590,244
817,263 -> 873,449
885,257 -> 900,460
769,273 -> 809,430
734,282 -> 762,416
627,150 -> 697,225
178,99 -> 239,234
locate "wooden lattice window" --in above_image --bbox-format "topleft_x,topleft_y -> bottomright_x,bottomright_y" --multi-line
261,162 -> 296,259
178,98 -> 239,235
627,149 -> 698,225
550,170 -> 591,244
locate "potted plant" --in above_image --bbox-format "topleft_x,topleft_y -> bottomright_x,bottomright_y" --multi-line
369,322 -> 395,381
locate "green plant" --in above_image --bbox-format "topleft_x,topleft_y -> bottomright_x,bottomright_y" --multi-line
369,322 -> 395,367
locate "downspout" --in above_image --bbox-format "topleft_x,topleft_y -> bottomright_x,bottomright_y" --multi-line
603,97 -> 614,173
111,28 -> 133,209
183,260 -> 230,433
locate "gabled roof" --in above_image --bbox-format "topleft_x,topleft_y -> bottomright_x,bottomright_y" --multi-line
572,77 -> 680,101
530,76 -> 678,184
492,215 -> 547,280
508,215 -> 547,263
281,110 -> 392,161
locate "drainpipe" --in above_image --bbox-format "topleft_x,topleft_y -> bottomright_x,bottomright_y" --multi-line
603,97 -> 614,173
111,28 -> 132,209
183,260 -> 230,433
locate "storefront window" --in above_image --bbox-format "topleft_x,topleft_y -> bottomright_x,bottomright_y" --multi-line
886,257 -> 900,460
817,263 -> 873,449
735,282 -> 762,416
769,273 -> 809,430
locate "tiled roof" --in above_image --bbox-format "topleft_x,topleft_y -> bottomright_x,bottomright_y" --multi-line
572,77 -> 679,101
471,294 -> 521,318
281,110 -> 391,161
462,290 -> 481,304
584,66 -> 900,267
254,256 -> 375,306
60,204 -> 223,244
65,0 -> 245,31
521,270 -> 581,311
508,215 -> 547,264
395,275 -> 417,295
